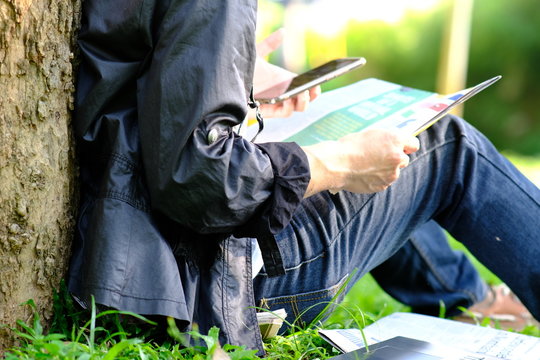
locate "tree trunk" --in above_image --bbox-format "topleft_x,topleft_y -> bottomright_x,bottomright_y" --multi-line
0,0 -> 80,350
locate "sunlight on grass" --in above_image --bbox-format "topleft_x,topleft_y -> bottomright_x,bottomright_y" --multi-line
326,274 -> 409,329
504,152 -> 540,186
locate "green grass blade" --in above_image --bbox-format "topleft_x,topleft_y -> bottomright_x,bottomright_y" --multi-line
102,338 -> 142,360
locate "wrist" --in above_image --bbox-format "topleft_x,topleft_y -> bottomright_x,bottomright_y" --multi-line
301,141 -> 348,197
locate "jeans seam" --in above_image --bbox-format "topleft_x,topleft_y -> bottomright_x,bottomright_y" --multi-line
408,135 -> 458,168
258,274 -> 347,305
245,240 -> 264,347
410,236 -> 479,303
258,251 -> 326,275
474,147 -> 540,207
292,298 -> 301,324
221,239 -> 232,344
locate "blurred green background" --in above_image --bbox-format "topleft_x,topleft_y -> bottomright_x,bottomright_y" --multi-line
258,0 -> 540,155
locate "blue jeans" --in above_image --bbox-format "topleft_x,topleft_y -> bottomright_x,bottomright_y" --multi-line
252,115 -> 540,329
371,220 -> 488,317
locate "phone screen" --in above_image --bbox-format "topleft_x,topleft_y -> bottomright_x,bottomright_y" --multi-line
254,57 -> 366,104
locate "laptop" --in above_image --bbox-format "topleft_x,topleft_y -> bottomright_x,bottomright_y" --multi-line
328,336 -> 503,360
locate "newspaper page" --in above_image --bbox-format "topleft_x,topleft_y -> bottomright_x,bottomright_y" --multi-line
241,76 -> 500,145
319,312 -> 540,360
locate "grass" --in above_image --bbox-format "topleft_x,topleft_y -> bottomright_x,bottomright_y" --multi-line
4,287 -> 335,359
503,151 -> 540,186
4,153 -> 540,359
6,293 -> 261,360
5,274 -> 539,359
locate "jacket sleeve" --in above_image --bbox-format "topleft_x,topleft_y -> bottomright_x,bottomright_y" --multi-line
135,0 -> 310,236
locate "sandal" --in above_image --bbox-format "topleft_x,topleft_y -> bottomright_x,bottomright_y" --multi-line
454,284 -> 539,331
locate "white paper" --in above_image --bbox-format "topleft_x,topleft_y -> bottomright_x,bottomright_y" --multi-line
241,78 -> 400,142
241,76 -> 500,145
320,312 -> 540,360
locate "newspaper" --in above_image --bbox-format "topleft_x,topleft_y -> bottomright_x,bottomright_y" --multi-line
319,312 -> 540,360
241,76 -> 500,145
257,308 -> 287,339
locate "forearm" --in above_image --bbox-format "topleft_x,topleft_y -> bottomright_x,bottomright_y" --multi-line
302,129 -> 420,197
149,126 -> 309,236
302,141 -> 347,197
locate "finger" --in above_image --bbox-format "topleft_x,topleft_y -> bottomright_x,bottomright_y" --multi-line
259,104 -> 281,119
309,85 -> 321,102
279,98 -> 295,117
260,100 -> 294,118
293,90 -> 310,112
399,153 -> 410,169
256,28 -> 285,57
375,168 -> 401,192
403,136 -> 420,154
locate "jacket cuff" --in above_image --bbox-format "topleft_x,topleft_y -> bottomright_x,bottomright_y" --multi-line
256,141 -> 310,233
234,141 -> 310,237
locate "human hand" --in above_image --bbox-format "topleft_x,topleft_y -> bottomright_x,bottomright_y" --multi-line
252,29 -> 320,118
302,129 -> 420,197
336,129 -> 420,193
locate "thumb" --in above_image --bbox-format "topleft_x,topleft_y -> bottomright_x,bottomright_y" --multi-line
256,28 -> 285,57
403,136 -> 420,155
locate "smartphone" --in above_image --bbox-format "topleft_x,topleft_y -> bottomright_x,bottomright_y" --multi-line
254,57 -> 366,104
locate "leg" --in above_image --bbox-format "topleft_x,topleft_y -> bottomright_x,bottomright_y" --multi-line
371,221 -> 487,317
253,115 -> 540,329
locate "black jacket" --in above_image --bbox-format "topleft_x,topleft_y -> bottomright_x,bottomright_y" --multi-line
68,0 -> 310,353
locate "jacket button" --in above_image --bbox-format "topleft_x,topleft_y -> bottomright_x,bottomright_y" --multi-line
207,128 -> 219,144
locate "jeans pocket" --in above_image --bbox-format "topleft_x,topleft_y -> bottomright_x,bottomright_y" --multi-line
257,274 -> 348,332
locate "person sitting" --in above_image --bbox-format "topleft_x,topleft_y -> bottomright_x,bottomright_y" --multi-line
68,1 -> 540,354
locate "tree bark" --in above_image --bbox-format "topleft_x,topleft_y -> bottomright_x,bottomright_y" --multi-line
0,0 -> 80,350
